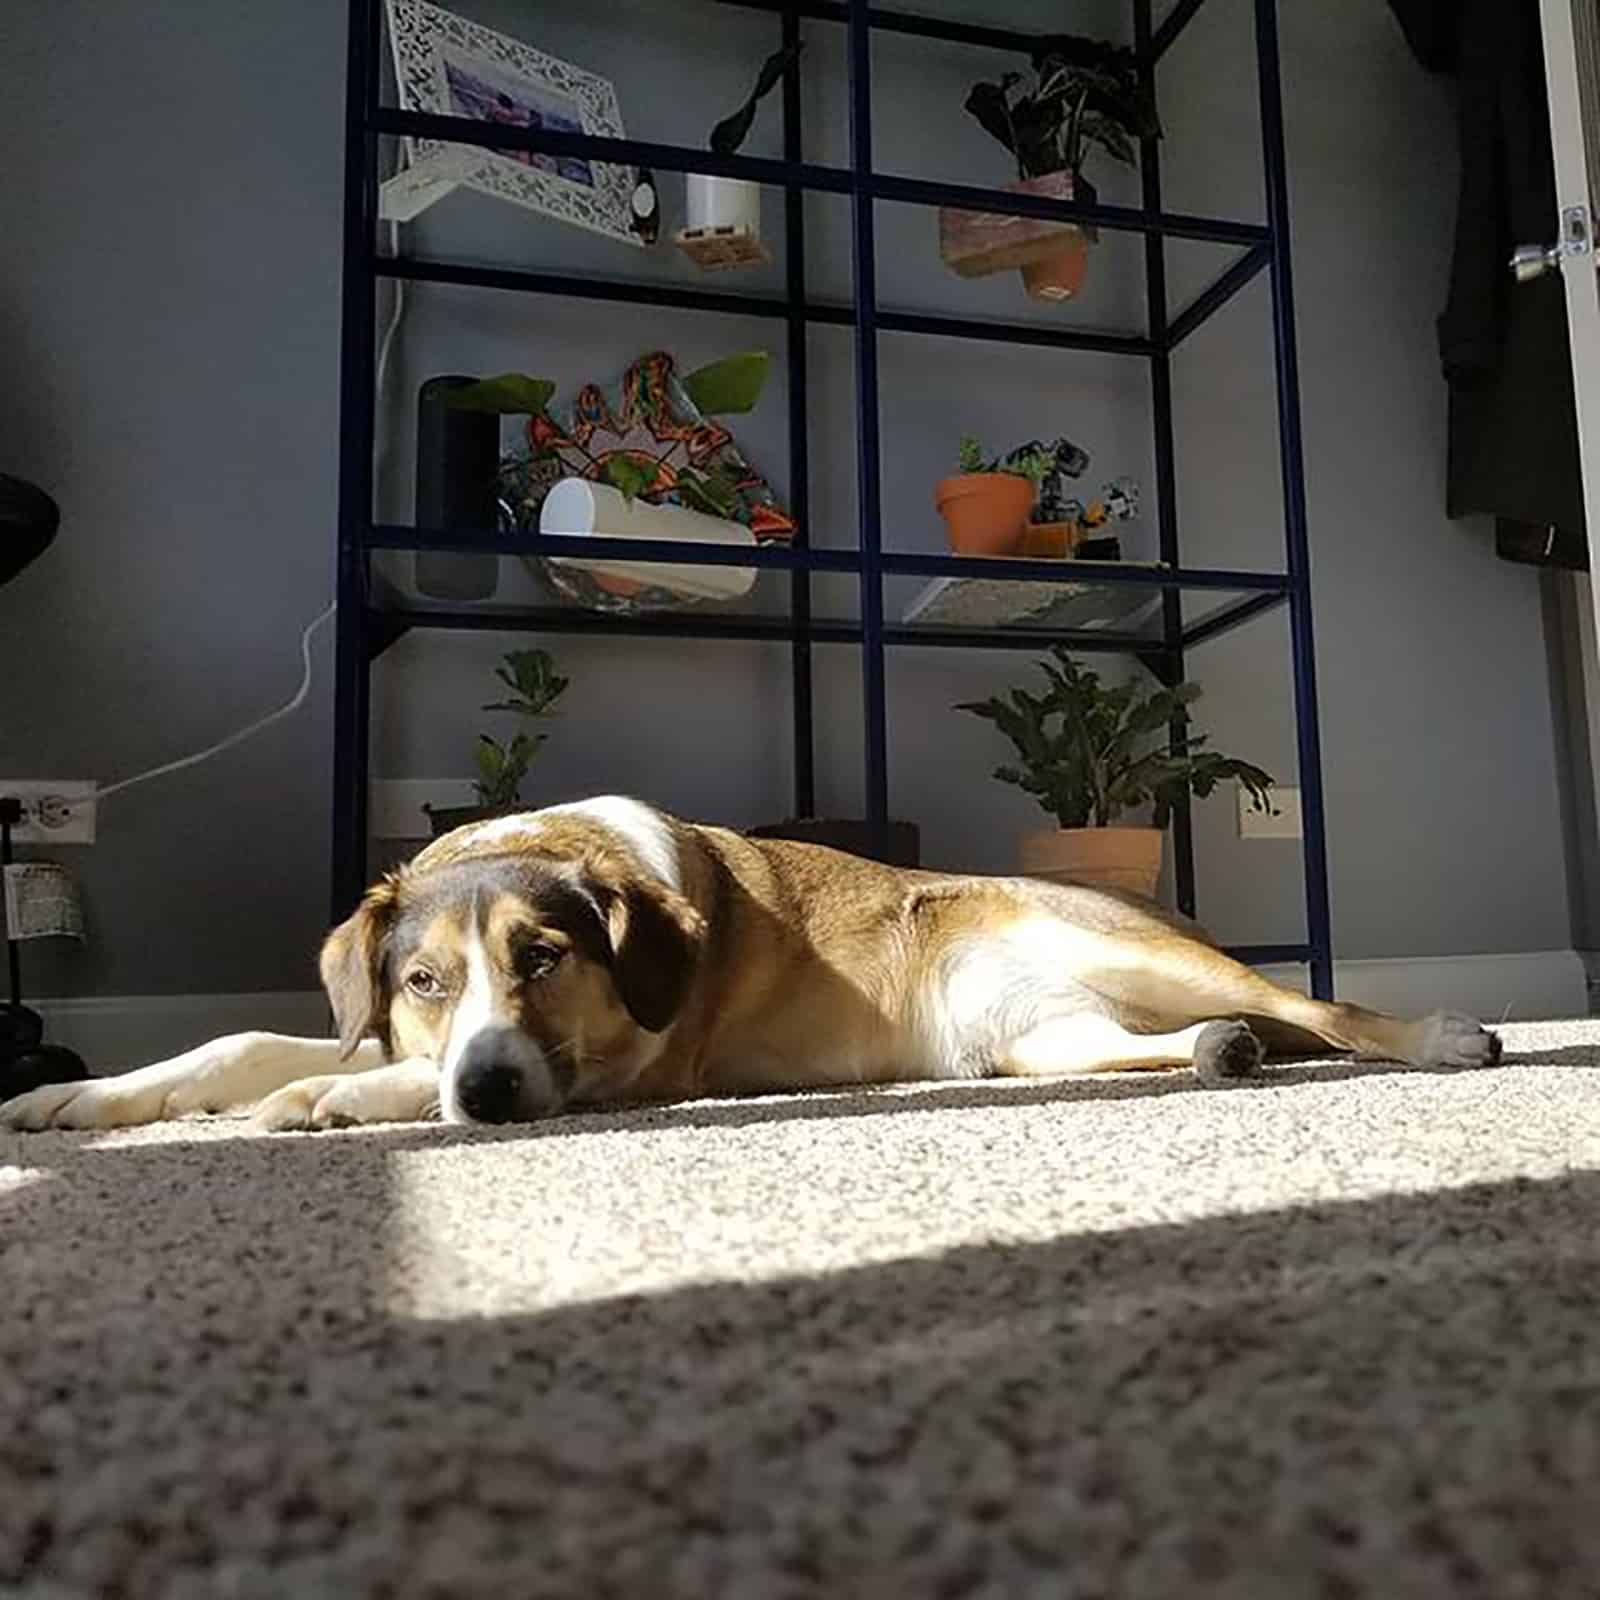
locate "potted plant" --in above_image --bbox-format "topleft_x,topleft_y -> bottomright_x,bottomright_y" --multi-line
450,351 -> 777,600
957,649 -> 1275,897
679,42 -> 804,268
424,648 -> 570,838
941,35 -> 1160,300
936,436 -> 1053,556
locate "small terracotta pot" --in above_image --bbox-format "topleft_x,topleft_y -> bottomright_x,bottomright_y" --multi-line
1021,230 -> 1091,301
939,170 -> 1085,278
1019,826 -> 1163,899
935,473 -> 1035,556
1019,519 -> 1081,558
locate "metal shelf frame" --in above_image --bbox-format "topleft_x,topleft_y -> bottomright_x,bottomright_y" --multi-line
333,0 -> 1335,996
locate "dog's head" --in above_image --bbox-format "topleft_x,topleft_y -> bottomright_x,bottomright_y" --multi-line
318,822 -> 704,1124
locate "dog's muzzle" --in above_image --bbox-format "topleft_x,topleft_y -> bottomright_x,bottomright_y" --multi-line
445,1026 -> 561,1125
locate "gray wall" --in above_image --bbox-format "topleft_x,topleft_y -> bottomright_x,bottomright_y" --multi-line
2,0 -> 343,996
0,0 -> 1572,1001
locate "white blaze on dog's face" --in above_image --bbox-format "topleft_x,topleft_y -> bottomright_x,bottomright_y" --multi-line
318,844 -> 704,1124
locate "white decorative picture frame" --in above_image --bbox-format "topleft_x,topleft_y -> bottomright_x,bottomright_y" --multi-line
381,0 -> 640,246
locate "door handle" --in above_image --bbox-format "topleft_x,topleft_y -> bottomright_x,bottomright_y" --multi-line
1511,242 -> 1564,281
1510,204 -> 1594,282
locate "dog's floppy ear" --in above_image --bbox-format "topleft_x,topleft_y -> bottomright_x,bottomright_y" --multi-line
319,876 -> 402,1058
585,858 -> 705,1033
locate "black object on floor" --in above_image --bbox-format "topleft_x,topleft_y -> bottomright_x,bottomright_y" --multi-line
0,473 -> 61,588
0,795 -> 88,1101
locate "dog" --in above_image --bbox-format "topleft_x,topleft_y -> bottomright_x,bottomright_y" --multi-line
0,795 -> 1501,1134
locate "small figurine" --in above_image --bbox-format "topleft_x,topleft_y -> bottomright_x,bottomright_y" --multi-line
1007,436 -> 1091,526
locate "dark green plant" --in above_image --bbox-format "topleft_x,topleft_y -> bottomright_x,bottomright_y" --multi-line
959,435 -> 1053,484
957,649 -> 1275,830
472,648 -> 570,809
964,35 -> 1160,183
709,42 -> 805,154
445,351 -> 772,422
447,353 -> 769,519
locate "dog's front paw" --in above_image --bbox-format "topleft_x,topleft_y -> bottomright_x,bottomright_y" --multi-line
251,1076 -> 343,1134
251,1066 -> 436,1134
0,1072 -> 169,1132
1418,1012 -> 1502,1069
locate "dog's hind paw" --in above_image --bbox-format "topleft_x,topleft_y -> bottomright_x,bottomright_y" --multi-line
1193,1020 -> 1265,1086
1417,1012 -> 1502,1069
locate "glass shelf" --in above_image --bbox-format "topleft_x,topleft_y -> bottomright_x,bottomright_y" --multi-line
364,539 -> 1286,658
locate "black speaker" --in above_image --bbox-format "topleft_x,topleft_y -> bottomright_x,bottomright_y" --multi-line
414,375 -> 500,602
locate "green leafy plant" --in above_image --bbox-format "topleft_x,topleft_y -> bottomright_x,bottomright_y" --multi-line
709,42 -> 804,154
959,435 -> 1053,484
446,352 -> 771,519
446,351 -> 771,424
964,35 -> 1160,184
957,649 -> 1275,830
673,463 -> 741,518
471,648 -> 570,810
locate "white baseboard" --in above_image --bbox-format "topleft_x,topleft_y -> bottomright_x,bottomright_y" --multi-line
33,992 -> 330,1073
31,949 -> 1589,1075
1258,949 -> 1589,1022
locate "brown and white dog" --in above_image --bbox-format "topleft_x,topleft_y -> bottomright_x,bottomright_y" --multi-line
0,795 -> 1501,1134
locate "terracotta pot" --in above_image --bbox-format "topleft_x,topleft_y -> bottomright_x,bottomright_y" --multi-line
939,171 -> 1086,278
1019,826 -> 1163,899
1021,229 -> 1091,301
935,473 -> 1034,556
1019,519 -> 1081,558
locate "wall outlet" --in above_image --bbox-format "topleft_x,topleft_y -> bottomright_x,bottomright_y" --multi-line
0,781 -> 98,845
1239,781 -> 1302,840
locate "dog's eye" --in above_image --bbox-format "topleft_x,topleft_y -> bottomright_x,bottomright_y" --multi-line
519,942 -> 564,980
405,968 -> 444,1000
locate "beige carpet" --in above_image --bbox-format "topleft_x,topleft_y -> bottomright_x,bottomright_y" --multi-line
5,1020 -> 1600,1598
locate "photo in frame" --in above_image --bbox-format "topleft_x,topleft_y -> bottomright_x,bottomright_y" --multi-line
381,0 -> 641,245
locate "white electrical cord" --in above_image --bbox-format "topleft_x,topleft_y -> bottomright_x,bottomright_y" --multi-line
375,219 -> 406,456
95,604 -> 337,803
96,220 -> 408,808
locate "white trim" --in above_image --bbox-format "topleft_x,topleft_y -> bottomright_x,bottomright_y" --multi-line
33,992 -> 330,1074
31,950 -> 1588,1077
1257,950 -> 1589,1023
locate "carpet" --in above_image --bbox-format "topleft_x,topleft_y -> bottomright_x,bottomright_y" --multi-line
5,1019 -> 1600,1598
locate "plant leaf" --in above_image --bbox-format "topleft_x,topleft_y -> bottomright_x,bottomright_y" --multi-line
602,455 -> 655,505
709,41 -> 804,154
445,374 -> 556,416
682,351 -> 771,417
676,465 -> 740,518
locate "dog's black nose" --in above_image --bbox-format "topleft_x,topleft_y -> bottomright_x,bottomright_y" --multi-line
455,1058 -> 521,1124
450,1028 -> 562,1124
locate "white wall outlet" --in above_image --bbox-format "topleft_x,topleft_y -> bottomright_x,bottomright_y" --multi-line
0,781 -> 98,845
1239,781 -> 1302,840
370,779 -> 476,840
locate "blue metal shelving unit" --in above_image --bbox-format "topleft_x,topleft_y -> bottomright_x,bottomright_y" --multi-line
332,0 -> 1336,999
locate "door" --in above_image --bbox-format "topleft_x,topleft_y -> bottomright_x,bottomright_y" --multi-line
1535,1 -> 1600,923
1533,2 -> 1600,528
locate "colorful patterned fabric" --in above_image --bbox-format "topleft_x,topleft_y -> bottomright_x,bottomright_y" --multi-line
499,350 -> 795,542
